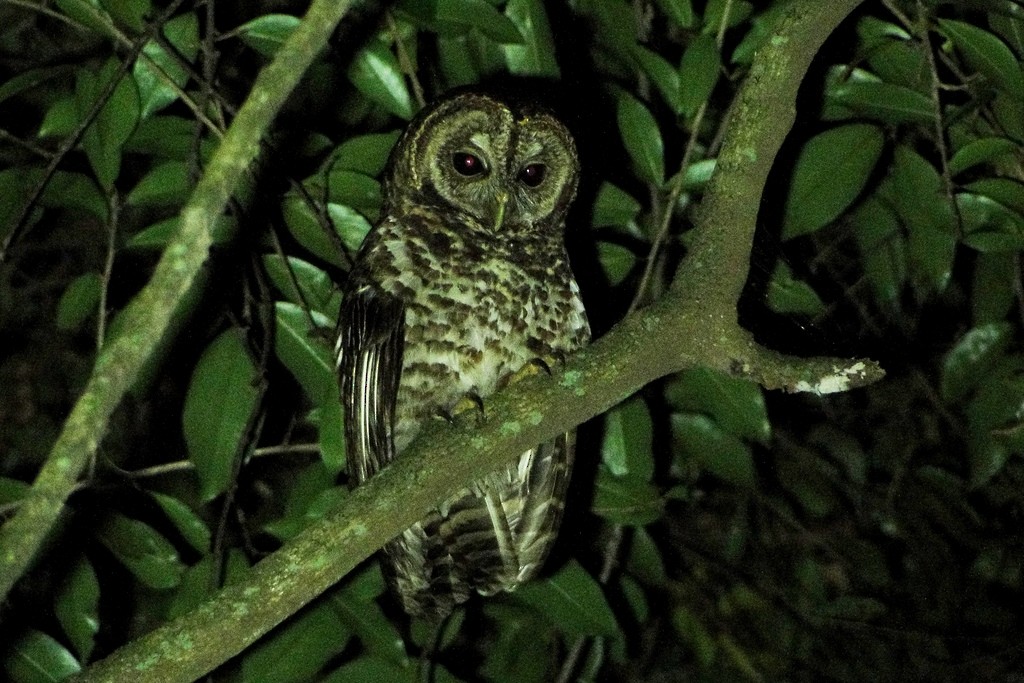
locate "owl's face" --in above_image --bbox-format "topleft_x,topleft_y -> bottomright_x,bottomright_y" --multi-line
387,93 -> 579,235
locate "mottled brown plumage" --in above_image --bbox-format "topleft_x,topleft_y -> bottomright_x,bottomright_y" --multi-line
336,92 -> 589,620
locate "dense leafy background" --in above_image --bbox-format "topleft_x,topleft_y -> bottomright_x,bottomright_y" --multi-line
2,0 -> 1023,680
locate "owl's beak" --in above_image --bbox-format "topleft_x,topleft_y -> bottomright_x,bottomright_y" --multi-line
493,191 -> 509,230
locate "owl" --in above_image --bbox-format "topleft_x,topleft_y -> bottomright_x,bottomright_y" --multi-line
335,92 -> 590,620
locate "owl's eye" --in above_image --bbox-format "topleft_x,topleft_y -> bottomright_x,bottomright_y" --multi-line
452,152 -> 485,176
518,163 -> 546,187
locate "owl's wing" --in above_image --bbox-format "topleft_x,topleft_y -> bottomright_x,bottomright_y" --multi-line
434,432 -> 575,598
503,432 -> 575,583
337,282 -> 405,486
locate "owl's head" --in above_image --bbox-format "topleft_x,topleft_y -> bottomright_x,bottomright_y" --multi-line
386,93 -> 580,235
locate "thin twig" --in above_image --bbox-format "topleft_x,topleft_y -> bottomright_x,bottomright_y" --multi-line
387,10 -> 426,109
915,0 -> 963,239
627,99 -> 709,314
0,128 -> 55,160
96,189 -> 119,351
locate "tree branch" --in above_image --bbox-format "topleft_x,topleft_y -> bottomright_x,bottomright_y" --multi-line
0,0 -> 359,602
73,1 -> 875,680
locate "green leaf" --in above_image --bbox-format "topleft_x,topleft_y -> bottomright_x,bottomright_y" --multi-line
96,513 -> 185,589
730,2 -> 790,66
262,255 -> 340,318
54,0 -> 116,38
619,574 -> 649,625
959,192 -> 1024,252
37,95 -> 77,138
103,0 -> 150,32
966,356 -> 1024,486
348,39 -> 415,120
39,171 -> 108,222
125,115 -> 214,161
0,66 -> 70,106
576,0 -> 636,65
704,0 -> 752,32
134,12 -> 200,118
592,465 -> 664,525
993,83 -> 1024,143
322,658 -> 414,683
344,563 -> 388,601
151,491 -> 211,554
328,203 -> 374,253
625,527 -> 667,585
882,146 -> 956,293
515,560 -> 620,639
941,322 -> 1013,402
827,80 -> 933,125
127,161 -> 191,207
166,552 -> 250,620
319,399 -> 346,474
479,603 -> 556,682
241,600 -> 352,683
665,367 -> 770,445
672,606 -> 716,668
652,0 -> 695,28
678,158 -> 717,192
336,592 -> 408,666
850,198 -> 906,307
949,136 -> 1020,175
672,413 -> 756,488
326,170 -> 383,222
234,14 -> 301,58
777,456 -> 837,518
868,29 -> 933,92
263,463 -> 343,540
633,46 -> 679,113
281,195 -> 345,267
437,35 -> 482,87
782,123 -> 884,239
431,0 -> 524,44
991,4 -> 1024,56
972,252 -> 1016,324
601,397 -> 654,481
503,0 -> 559,77
183,329 -> 262,501
0,169 -> 36,243
3,630 -> 81,683
597,242 -> 637,286
939,19 -> 1024,102
273,301 -> 335,404
592,182 -> 642,233
616,93 -> 664,185
76,58 -> 141,190
329,131 -> 401,178
55,272 -> 102,332
54,558 -> 99,661
677,33 -> 721,119
766,261 -> 826,317
964,178 -> 1024,215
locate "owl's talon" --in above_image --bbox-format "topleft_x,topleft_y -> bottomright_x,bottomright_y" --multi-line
499,355 -> 562,390
454,393 -> 486,421
434,393 -> 486,425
